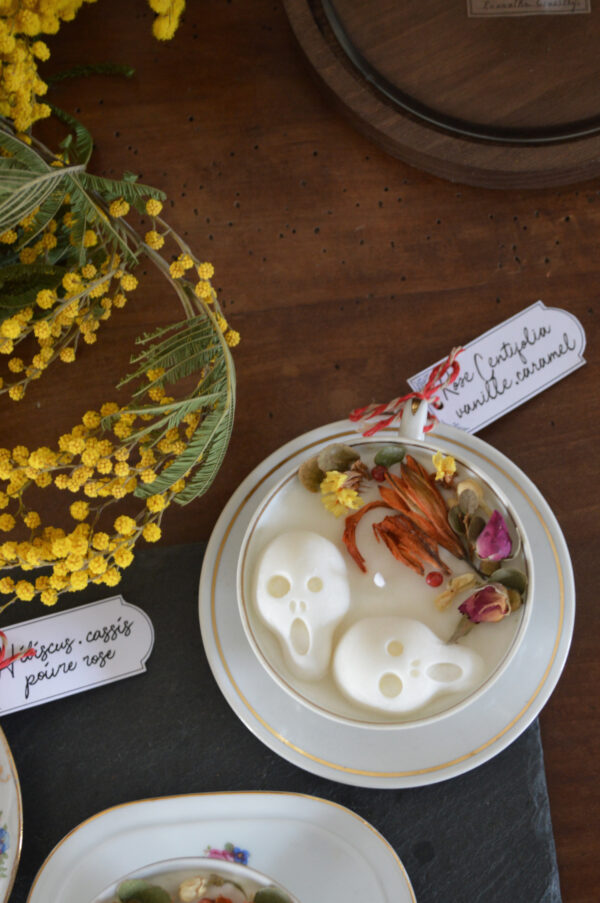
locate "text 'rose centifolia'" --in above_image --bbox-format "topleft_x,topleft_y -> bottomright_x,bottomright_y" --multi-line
458,583 -> 510,623
476,509 -> 512,561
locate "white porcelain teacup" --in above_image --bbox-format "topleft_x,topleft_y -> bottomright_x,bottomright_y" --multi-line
90,855 -> 300,903
237,405 -> 533,730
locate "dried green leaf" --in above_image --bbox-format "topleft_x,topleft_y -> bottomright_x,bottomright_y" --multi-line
133,888 -> 171,903
374,444 -> 406,468
118,879 -> 150,901
298,455 -> 325,492
316,443 -> 359,473
479,559 -> 498,576
466,515 -> 486,542
456,478 -> 484,502
507,588 -> 523,611
458,488 -> 479,515
489,567 -> 528,595
254,889 -> 293,903
448,505 -> 465,534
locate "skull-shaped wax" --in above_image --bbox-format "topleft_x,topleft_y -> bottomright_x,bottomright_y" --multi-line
333,616 -> 484,714
254,530 -> 351,680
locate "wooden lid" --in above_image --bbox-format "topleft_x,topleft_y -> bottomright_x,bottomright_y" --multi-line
284,0 -> 600,187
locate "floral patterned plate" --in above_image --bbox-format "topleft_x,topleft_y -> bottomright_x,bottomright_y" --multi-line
0,724 -> 22,903
27,792 -> 415,903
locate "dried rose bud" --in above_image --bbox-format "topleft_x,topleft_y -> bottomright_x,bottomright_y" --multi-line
476,509 -> 512,561
458,582 -> 511,623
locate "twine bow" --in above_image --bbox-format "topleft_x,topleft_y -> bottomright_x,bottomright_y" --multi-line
349,347 -> 463,436
0,630 -> 35,671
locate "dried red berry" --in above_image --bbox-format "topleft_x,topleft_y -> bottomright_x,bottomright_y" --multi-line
372,465 -> 386,482
426,571 -> 443,587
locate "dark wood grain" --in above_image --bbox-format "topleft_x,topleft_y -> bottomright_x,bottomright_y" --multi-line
2,0 -> 598,899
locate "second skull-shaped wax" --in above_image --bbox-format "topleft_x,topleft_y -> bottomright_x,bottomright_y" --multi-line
333,616 -> 484,714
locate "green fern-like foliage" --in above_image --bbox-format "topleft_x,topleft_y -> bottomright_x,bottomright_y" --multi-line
0,116 -> 237,508
0,116 -> 164,267
118,310 -> 237,504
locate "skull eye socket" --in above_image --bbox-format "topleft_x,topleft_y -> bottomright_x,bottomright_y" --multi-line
266,575 -> 291,598
426,663 -> 463,683
307,576 -> 323,592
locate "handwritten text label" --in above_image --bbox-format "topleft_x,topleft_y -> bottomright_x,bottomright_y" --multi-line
408,302 -> 586,433
0,596 -> 154,714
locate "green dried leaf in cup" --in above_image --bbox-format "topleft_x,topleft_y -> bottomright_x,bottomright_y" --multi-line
118,881 -> 171,903
466,515 -> 486,542
132,889 -> 170,903
489,567 -> 528,595
507,588 -> 523,611
458,488 -> 479,515
298,455 -> 325,492
373,444 -> 406,468
316,443 -> 360,473
254,888 -> 293,903
448,505 -> 465,534
479,559 -> 498,576
118,880 -> 151,901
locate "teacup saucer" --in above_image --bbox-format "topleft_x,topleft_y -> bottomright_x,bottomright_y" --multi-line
198,420 -> 574,788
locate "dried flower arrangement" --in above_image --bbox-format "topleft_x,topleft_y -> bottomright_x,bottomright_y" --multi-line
299,441 -> 528,641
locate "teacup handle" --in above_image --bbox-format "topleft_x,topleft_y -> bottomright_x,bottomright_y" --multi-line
398,399 -> 428,442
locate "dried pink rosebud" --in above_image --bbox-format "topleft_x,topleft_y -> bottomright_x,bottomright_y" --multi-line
475,509 -> 512,561
458,582 -> 511,623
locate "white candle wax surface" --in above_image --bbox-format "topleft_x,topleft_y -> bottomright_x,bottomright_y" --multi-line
240,441 -> 529,725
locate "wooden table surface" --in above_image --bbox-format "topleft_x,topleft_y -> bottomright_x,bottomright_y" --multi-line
4,1 -> 598,900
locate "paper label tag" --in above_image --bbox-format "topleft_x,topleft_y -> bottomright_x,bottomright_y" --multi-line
408,302 -> 586,433
468,0 -> 590,16
0,596 -> 154,715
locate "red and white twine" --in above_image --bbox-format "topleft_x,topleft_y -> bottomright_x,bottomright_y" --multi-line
349,347 -> 463,436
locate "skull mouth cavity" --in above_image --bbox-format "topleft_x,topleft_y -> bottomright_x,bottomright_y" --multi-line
290,617 -> 311,655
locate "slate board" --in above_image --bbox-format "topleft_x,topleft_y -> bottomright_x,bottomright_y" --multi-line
1,542 -> 562,903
